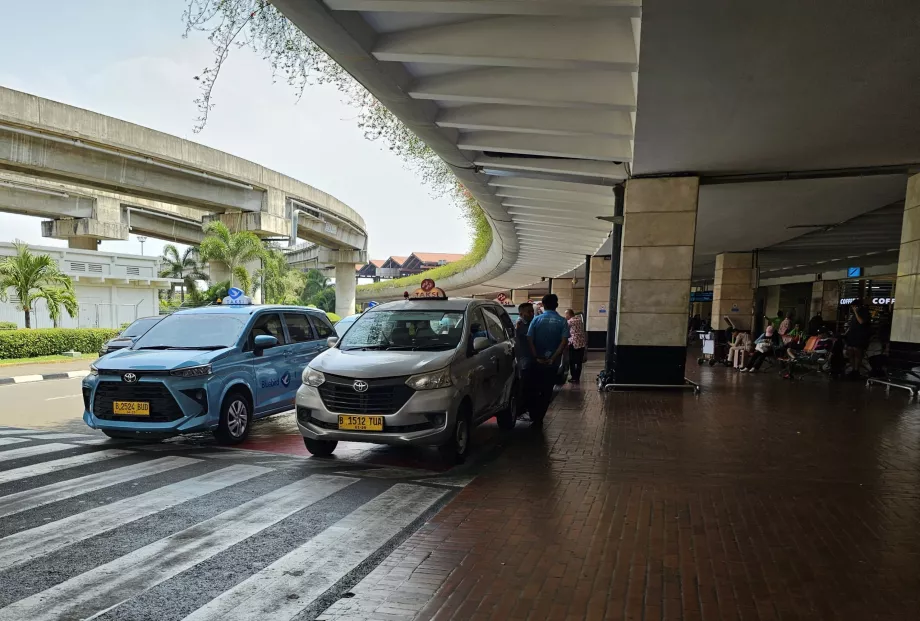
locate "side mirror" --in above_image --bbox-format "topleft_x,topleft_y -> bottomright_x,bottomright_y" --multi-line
253,334 -> 278,356
326,336 -> 339,348
473,336 -> 491,353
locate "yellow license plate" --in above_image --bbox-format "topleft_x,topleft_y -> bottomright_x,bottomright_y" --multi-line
113,401 -> 150,416
337,415 -> 384,431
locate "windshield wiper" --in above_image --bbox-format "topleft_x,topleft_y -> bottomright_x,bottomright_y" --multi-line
342,345 -> 388,351
135,345 -> 172,350
135,345 -> 226,351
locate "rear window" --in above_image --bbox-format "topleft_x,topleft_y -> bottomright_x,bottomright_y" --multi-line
310,314 -> 335,339
121,317 -> 160,338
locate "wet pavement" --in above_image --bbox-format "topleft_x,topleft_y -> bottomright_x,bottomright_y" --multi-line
320,357 -> 920,621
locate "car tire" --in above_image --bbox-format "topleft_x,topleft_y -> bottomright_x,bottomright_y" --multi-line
214,390 -> 252,445
439,407 -> 471,465
303,437 -> 337,457
496,387 -> 518,430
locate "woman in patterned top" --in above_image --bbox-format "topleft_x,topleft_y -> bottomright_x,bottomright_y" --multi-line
564,309 -> 587,383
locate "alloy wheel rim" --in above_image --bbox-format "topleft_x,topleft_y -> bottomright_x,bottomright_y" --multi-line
227,400 -> 248,437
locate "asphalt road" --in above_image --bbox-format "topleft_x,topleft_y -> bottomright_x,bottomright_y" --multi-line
0,379 -> 92,434
0,427 -> 459,620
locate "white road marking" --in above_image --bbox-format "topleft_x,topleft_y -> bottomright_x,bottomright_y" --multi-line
20,433 -> 91,440
0,438 -> 28,447
0,430 -> 54,436
0,456 -> 199,518
0,443 -> 77,463
183,483 -> 447,621
0,475 -> 357,621
71,438 -> 126,446
44,395 -> 83,401
12,375 -> 43,384
0,449 -> 133,485
0,464 -> 270,571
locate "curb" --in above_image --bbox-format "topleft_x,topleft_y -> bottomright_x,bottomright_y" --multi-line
0,370 -> 90,386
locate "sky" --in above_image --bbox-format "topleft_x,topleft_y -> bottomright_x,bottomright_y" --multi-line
0,0 -> 468,261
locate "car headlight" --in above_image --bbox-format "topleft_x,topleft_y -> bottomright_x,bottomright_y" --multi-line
303,367 -> 325,387
89,363 -> 99,376
170,364 -> 212,378
406,368 -> 452,391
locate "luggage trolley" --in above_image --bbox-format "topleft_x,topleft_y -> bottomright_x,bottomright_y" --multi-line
697,317 -> 735,367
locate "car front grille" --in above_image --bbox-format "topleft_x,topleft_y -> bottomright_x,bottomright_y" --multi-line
92,381 -> 185,422
318,374 -> 414,415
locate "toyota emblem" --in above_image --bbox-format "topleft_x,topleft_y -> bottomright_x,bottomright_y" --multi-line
352,380 -> 369,393
122,372 -> 138,384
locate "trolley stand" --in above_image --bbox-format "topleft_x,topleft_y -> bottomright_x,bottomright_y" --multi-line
597,376 -> 701,395
866,377 -> 918,399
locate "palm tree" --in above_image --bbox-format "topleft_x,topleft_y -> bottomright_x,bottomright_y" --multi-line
258,247 -> 303,304
38,284 -> 78,328
0,241 -> 74,328
198,221 -> 263,290
300,269 -> 336,312
159,244 -> 208,303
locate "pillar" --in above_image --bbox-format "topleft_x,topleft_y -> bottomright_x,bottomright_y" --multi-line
511,290 -> 529,305
614,177 -> 699,385
810,280 -> 838,322
573,286 -> 585,314
550,278 -> 574,313
335,262 -> 357,318
68,237 -> 99,250
711,252 -> 754,332
892,173 -> 920,344
586,256 -> 611,347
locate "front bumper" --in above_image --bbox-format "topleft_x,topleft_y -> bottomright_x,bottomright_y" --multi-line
81,374 -> 217,436
295,383 -> 458,446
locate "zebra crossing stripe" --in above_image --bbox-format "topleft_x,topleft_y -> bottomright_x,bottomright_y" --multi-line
0,464 -> 270,571
0,438 -> 29,447
20,433 -> 91,440
0,443 -> 78,463
0,456 -> 199,518
183,483 -> 448,621
0,475 -> 357,621
0,449 -> 133,485
0,430 -> 51,436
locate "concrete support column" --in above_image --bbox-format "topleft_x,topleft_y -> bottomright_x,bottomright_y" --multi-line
711,252 -> 754,332
614,177 -> 699,385
586,256 -> 611,346
550,278 -> 574,312
511,289 -> 529,305
892,174 -> 920,344
810,280 -> 839,322
335,262 -> 357,318
68,237 -> 100,251
573,286 -> 585,314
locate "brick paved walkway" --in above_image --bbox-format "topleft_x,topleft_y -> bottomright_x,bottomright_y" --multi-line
320,358 -> 920,621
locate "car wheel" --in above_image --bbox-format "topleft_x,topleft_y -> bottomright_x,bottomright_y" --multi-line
303,437 -> 338,457
439,408 -> 471,464
214,391 -> 251,445
496,388 -> 518,430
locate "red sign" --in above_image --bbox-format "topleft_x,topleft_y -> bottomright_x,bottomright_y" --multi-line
420,278 -> 436,292
496,293 -> 507,303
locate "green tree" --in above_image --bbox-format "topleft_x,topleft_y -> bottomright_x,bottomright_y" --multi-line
257,247 -> 305,305
39,284 -> 79,328
159,244 -> 208,303
0,241 -> 74,329
300,269 -> 335,312
198,221 -> 263,291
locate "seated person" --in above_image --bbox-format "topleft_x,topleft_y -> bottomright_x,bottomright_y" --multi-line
740,325 -> 780,372
728,330 -> 752,369
783,322 -> 806,347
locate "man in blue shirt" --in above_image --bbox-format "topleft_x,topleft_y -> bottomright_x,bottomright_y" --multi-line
527,294 -> 569,426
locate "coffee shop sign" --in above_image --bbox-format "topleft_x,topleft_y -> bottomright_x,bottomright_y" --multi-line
839,297 -> 895,305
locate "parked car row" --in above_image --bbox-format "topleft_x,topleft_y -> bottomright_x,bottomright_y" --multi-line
82,292 -> 519,462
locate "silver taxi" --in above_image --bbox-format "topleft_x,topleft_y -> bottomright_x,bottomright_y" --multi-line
295,297 -> 518,462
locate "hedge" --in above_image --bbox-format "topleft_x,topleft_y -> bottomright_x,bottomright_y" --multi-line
0,328 -> 120,359
0,322 -> 16,331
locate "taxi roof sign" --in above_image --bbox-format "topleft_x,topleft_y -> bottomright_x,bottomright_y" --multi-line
221,287 -> 253,305
406,278 -> 448,300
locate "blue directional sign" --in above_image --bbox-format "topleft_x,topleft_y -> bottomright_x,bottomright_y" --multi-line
847,267 -> 863,278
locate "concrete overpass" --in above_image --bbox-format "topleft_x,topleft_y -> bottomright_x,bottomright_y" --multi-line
273,0 -> 920,385
0,87 -> 369,316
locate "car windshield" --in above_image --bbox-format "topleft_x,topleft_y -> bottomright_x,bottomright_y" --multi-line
120,317 -> 160,338
339,310 -> 466,351
334,315 -> 359,338
132,314 -> 247,350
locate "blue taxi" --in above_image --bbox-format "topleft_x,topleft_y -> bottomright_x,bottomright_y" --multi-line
81,297 -> 335,443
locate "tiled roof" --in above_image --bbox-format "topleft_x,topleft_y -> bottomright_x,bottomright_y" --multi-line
412,252 -> 465,263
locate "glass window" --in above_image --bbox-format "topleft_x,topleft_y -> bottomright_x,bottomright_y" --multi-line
483,307 -> 511,342
284,313 -> 315,343
339,310 -> 466,351
121,317 -> 161,338
248,313 -> 286,348
468,309 -> 490,344
310,314 -> 335,339
133,314 -> 247,350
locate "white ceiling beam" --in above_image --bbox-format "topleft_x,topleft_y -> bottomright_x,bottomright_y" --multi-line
476,155 -> 628,180
497,188 -> 616,206
410,68 -> 636,110
325,1 -> 642,17
373,16 -> 638,71
437,105 -> 633,138
458,131 -> 632,162
488,176 -> 615,195
502,199 -> 615,215
516,231 -> 610,244
510,212 -> 614,228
